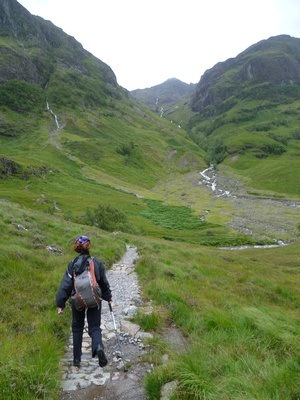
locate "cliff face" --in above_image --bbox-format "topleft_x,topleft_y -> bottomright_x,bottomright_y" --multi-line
0,0 -> 37,37
0,0 -> 118,88
190,35 -> 300,113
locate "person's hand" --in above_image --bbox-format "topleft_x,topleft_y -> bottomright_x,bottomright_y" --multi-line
58,307 -> 64,314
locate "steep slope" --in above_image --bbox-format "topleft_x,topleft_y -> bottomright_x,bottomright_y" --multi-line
0,0 -> 117,88
0,0 -> 199,185
131,78 -> 195,116
3,0 -> 241,247
1,5 -> 299,400
190,35 -> 300,113
183,35 -> 300,198
1,1 -> 298,245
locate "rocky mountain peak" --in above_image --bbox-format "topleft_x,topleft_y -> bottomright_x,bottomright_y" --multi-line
0,0 -> 37,37
190,35 -> 300,113
0,0 -> 118,93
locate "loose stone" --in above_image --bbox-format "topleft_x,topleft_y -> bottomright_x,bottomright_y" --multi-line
60,245 -> 151,399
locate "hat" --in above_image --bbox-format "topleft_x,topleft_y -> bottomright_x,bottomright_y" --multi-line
76,235 -> 90,244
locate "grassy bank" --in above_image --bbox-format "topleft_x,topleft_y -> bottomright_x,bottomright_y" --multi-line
135,240 -> 300,399
0,199 -> 126,399
0,197 -> 299,399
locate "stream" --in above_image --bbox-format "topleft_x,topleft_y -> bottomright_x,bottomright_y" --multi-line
198,165 -> 298,250
46,101 -> 60,129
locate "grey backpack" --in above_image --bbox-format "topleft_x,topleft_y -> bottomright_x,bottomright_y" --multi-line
71,257 -> 102,311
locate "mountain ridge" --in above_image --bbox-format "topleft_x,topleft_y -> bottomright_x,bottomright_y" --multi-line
0,0 -> 299,217
1,3 -> 300,399
190,34 -> 300,113
0,0 -> 119,97
130,78 -> 195,114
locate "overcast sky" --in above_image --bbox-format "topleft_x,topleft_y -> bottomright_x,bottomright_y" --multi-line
18,0 -> 300,91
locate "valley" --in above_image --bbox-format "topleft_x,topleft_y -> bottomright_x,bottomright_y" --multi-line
0,1 -> 299,399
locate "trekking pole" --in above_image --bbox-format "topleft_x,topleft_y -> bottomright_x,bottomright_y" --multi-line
108,302 -> 128,372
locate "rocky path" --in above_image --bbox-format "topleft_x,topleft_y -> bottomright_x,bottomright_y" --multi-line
59,245 -> 153,400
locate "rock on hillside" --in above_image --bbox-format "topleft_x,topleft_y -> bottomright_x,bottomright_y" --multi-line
191,35 -> 300,113
0,0 -> 118,90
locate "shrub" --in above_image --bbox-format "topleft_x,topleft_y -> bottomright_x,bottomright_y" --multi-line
117,141 -> 135,156
205,138 -> 228,165
0,80 -> 44,112
292,130 -> 300,140
82,204 -> 136,233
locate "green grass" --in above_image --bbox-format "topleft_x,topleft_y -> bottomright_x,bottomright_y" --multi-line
142,199 -> 210,230
225,141 -> 300,197
0,199 -> 125,399
2,191 -> 298,399
132,310 -> 164,332
1,27 -> 300,400
138,240 -> 300,400
0,104 -> 263,247
188,98 -> 300,197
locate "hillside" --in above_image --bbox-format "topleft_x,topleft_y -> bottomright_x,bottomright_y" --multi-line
130,78 -> 196,118
1,0 -> 249,248
0,2 -> 299,248
0,2 -> 299,399
190,35 -> 300,113
162,35 -> 300,199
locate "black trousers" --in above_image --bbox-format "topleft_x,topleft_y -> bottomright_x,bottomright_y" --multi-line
71,302 -> 104,361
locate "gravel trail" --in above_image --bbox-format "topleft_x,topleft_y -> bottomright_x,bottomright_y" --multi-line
59,245 -> 152,400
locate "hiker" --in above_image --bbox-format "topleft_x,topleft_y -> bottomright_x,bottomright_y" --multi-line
56,235 -> 112,368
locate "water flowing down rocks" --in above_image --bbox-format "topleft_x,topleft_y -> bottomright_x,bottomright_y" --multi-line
46,101 -> 60,130
198,165 -> 300,245
60,245 -> 153,400
199,164 -> 233,198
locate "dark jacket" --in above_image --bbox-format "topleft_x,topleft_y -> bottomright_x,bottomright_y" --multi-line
56,254 -> 112,309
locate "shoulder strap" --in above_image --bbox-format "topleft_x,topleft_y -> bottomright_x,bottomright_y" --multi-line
88,257 -> 98,286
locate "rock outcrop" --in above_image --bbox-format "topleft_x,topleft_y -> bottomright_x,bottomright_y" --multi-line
191,35 -> 300,113
0,0 -> 118,89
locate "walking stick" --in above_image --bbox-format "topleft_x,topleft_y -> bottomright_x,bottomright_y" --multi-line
108,302 -> 128,372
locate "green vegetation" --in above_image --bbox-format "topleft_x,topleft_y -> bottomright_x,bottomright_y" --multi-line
1,194 -> 299,399
132,310 -> 164,332
82,203 -> 137,234
185,99 -> 300,197
0,199 -> 125,399
0,80 -> 44,113
0,21 -> 299,399
142,199 -> 208,230
137,240 -> 300,400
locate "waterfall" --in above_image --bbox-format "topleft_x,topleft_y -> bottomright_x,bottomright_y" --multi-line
46,101 -> 60,130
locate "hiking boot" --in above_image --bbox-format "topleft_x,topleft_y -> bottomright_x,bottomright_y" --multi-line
73,359 -> 81,368
97,345 -> 108,367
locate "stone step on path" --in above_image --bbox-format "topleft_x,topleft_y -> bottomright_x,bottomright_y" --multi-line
60,245 -> 153,397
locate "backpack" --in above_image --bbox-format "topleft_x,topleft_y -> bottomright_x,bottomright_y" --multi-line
71,257 -> 102,311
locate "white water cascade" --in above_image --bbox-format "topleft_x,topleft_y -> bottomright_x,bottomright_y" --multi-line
199,164 -> 233,197
198,165 -> 288,250
46,101 -> 60,130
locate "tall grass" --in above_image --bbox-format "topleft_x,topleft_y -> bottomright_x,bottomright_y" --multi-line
137,240 -> 300,399
0,199 -> 125,399
1,28 -> 300,400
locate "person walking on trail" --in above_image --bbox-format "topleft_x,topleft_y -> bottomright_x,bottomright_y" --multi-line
56,235 -> 112,368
